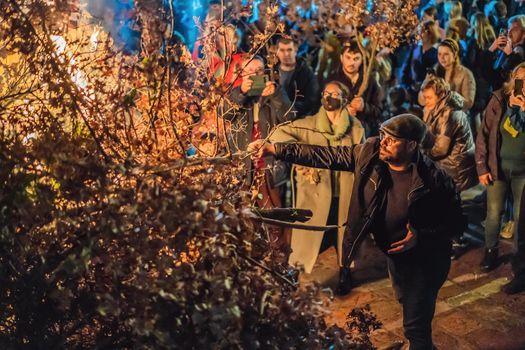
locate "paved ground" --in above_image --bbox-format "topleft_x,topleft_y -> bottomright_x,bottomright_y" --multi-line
302,234 -> 525,350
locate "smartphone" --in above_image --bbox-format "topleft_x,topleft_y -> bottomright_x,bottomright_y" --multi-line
247,74 -> 269,96
515,79 -> 524,97
499,28 -> 508,37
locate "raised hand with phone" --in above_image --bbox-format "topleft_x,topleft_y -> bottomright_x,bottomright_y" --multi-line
510,78 -> 525,111
239,58 -> 277,97
489,28 -> 509,52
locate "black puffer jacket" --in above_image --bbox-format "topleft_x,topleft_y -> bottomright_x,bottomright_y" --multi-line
422,91 -> 478,191
275,138 -> 466,265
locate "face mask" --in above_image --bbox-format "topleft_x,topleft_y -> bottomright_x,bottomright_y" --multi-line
321,96 -> 343,111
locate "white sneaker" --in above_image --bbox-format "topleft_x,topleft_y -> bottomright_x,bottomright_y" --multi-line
500,221 -> 514,239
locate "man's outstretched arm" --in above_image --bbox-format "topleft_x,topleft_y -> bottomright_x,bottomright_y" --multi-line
248,140 -> 359,172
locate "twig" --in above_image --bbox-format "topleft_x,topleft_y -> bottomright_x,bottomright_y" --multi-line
239,253 -> 297,289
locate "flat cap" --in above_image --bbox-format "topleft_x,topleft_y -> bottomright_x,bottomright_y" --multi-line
380,114 -> 427,143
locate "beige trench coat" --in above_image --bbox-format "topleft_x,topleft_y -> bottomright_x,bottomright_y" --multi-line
270,113 -> 365,273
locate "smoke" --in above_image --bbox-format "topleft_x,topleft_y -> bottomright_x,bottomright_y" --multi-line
84,0 -> 140,54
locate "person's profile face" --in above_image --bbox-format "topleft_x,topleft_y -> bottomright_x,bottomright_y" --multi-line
379,132 -> 413,164
509,22 -> 525,45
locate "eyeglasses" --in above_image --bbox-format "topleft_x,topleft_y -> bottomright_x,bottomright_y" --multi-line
322,91 -> 342,99
379,132 -> 402,147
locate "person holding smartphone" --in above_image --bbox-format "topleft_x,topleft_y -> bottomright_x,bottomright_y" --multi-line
487,15 -> 525,90
227,55 -> 293,264
476,62 -> 525,273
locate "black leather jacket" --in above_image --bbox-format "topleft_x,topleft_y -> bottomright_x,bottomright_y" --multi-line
275,138 -> 466,265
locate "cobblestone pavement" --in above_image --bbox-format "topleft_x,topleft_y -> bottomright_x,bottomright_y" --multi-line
301,237 -> 525,350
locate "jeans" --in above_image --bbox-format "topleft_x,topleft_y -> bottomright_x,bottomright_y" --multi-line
387,250 -> 451,350
485,168 -> 525,251
513,186 -> 525,276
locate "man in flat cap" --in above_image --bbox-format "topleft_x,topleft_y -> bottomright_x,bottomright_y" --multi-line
248,114 -> 466,350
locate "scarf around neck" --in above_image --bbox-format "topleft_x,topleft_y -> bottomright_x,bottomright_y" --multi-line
316,107 -> 351,144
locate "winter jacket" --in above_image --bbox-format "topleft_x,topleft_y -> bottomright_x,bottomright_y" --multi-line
274,138 -> 466,266
227,85 -> 293,184
475,89 -> 507,180
422,91 -> 478,191
273,58 -> 321,119
269,109 -> 364,272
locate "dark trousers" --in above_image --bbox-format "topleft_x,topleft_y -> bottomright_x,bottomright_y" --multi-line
387,249 -> 451,350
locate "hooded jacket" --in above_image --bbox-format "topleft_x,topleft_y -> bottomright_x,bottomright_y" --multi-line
422,91 -> 478,191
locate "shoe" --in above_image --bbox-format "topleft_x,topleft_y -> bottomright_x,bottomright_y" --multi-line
500,221 -> 514,239
451,237 -> 469,260
335,267 -> 352,296
480,248 -> 498,272
502,275 -> 525,294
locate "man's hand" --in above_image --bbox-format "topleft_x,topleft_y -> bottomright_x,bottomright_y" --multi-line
503,37 -> 513,55
247,139 -> 276,158
349,97 -> 365,112
261,81 -> 276,97
346,105 -> 357,117
479,172 -> 493,186
240,77 -> 254,94
489,36 -> 507,52
387,223 -> 418,254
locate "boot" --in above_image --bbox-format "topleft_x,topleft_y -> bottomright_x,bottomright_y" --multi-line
335,267 -> 352,296
480,248 -> 498,272
502,275 -> 525,294
451,236 -> 469,260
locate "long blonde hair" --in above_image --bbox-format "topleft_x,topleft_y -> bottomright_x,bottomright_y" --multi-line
504,62 -> 525,96
470,12 -> 496,50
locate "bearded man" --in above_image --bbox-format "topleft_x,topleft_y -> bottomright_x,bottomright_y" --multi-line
249,114 -> 466,350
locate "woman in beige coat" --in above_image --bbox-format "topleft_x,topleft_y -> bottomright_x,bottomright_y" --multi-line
270,81 -> 364,294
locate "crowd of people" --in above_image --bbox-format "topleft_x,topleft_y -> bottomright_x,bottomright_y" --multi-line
183,1 -> 525,349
